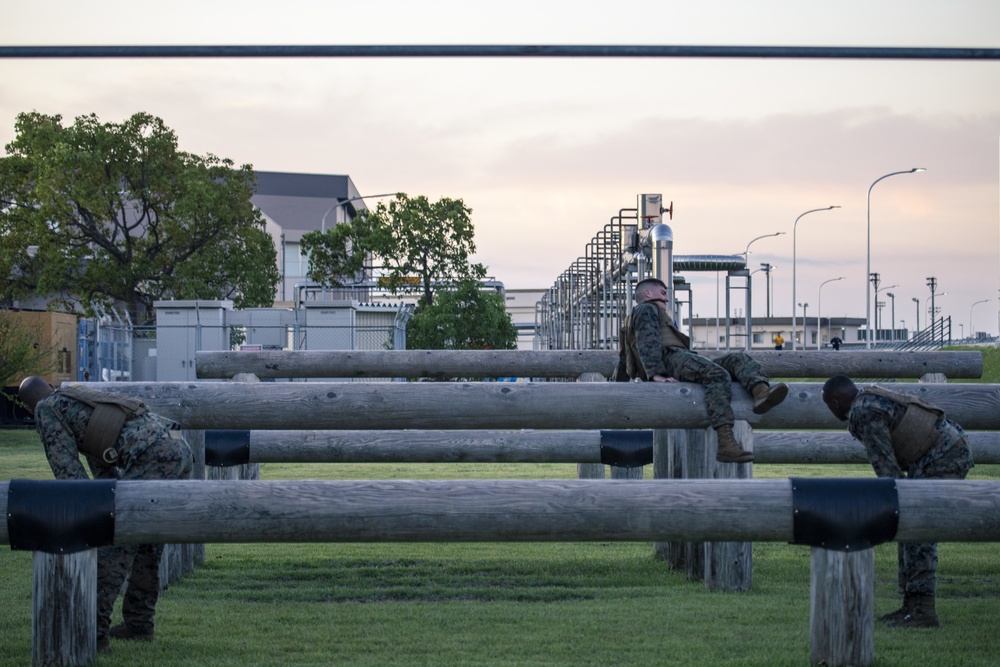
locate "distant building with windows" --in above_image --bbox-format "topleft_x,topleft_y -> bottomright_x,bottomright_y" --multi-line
251,171 -> 369,305
684,316 -> 870,350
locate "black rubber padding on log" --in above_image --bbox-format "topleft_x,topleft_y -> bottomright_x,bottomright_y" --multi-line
205,429 -> 251,467
599,430 -> 654,468
791,477 -> 899,552
7,479 -> 116,553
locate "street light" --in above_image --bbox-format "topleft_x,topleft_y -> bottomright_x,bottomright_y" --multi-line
970,298 -> 991,340
866,169 -> 924,348
912,297 -> 921,333
320,192 -> 398,232
798,302 -> 809,346
889,292 -> 899,341
742,232 -> 785,257
816,277 -> 845,350
759,263 -> 774,317
874,283 -> 897,343
792,206 -> 839,351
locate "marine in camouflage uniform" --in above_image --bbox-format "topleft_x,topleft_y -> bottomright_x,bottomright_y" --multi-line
821,374 -> 974,628
613,278 -> 788,463
19,376 -> 193,652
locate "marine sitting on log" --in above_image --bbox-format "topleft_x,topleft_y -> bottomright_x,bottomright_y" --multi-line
613,277 -> 788,463
18,376 -> 193,654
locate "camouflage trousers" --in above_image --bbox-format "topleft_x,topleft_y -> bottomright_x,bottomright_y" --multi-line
663,349 -> 769,428
897,433 -> 973,597
97,431 -> 193,639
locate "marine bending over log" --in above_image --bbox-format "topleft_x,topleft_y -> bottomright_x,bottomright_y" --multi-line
18,376 -> 193,654
822,374 -> 974,628
613,277 -> 788,463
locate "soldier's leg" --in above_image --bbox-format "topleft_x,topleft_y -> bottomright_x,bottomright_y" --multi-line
665,351 -> 734,428
717,352 -> 788,414
97,544 -> 139,639
121,543 -> 164,633
715,352 -> 768,389
666,351 -> 752,462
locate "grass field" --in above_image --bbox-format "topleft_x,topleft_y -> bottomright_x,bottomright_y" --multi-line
2,353 -> 999,666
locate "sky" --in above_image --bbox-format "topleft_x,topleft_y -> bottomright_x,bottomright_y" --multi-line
3,0 -> 1000,336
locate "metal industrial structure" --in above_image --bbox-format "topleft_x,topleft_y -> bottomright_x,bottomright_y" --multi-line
535,194 -> 754,353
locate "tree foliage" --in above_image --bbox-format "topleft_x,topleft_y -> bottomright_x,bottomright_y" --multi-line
0,111 -> 280,322
0,311 -> 54,387
405,280 -> 517,350
301,193 -> 486,306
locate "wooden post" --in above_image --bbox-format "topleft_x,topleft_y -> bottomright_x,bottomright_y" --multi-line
683,429 -> 708,581
33,549 -> 97,667
809,547 -> 874,667
704,421 -> 753,591
576,372 -> 605,480
652,428 -> 682,565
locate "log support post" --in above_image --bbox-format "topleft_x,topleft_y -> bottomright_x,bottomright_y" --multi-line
703,421 -> 753,591
576,372 -> 606,479
809,547 -> 875,667
33,550 -> 97,667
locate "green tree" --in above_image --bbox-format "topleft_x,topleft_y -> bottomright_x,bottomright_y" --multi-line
302,193 -> 486,306
405,280 -> 517,350
0,311 -> 54,387
0,111 -> 280,322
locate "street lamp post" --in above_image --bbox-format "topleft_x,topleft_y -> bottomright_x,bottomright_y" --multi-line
817,277 -> 845,350
738,232 -> 783,340
926,277 -> 938,344
866,169 -> 925,349
873,283 -> 897,344
792,206 -> 839,351
892,292 -> 896,343
912,297 -> 920,334
970,298 -> 991,340
798,302 -> 809,347
759,263 -> 774,317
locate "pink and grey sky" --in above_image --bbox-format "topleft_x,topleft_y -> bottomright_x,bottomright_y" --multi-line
4,0 -> 999,333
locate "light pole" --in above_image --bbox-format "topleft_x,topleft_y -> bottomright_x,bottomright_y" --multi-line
874,283 -> 897,343
912,297 -> 920,334
792,206 -> 839,351
738,232 -> 783,338
320,192 -> 398,232
867,169 -> 925,348
817,277 -> 844,350
970,298 -> 991,340
926,277 -> 938,343
798,302 -> 809,347
892,288 -> 896,343
760,263 -> 774,317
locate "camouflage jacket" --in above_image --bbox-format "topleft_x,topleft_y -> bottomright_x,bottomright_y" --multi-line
33,394 -> 177,481
613,302 -> 690,381
847,390 -> 971,479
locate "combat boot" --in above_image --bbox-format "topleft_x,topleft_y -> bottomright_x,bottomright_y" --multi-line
885,593 -> 940,628
715,425 -> 753,463
879,594 -> 915,623
751,382 -> 789,414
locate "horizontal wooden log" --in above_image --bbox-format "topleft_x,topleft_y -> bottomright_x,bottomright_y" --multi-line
2,479 -> 998,545
237,429 -> 1000,465
194,349 -> 983,379
85,381 -> 1000,430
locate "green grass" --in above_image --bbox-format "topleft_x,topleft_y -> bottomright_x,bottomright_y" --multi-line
3,351 -> 1000,665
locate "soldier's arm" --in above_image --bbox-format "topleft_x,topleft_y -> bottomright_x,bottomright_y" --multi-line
849,398 -> 904,478
611,326 -> 630,381
33,402 -> 91,480
631,303 -> 669,380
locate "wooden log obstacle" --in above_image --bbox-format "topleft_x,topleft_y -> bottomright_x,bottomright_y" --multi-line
5,478 -> 1000,667
203,428 -> 1000,466
195,349 -> 984,380
83,380 -> 1000,430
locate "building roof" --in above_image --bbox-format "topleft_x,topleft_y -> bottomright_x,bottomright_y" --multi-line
252,171 -> 364,241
